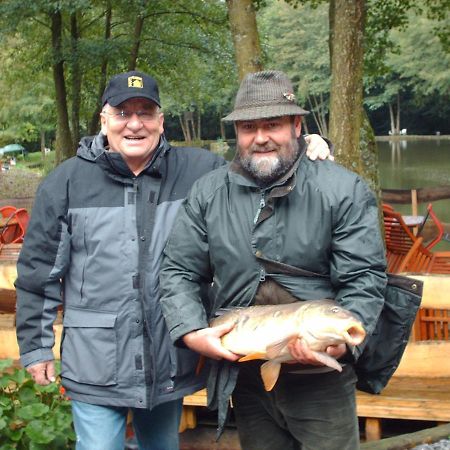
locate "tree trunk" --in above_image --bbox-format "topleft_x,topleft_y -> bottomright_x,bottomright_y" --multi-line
328,0 -> 366,174
179,115 -> 190,142
128,1 -> 148,71
70,12 -> 82,152
88,1 -> 112,135
308,96 -> 324,135
396,92 -> 400,133
360,109 -> 381,196
388,103 -> 395,134
196,111 -> 201,141
226,0 -> 263,80
40,130 -> 46,159
51,10 -> 73,164
219,111 -> 226,140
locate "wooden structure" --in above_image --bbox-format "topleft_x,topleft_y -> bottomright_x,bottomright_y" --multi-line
357,340 -> 450,441
409,274 -> 449,341
383,204 -> 450,274
0,313 -> 63,360
0,243 -> 21,313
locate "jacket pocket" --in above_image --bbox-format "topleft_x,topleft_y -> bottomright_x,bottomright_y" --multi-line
61,308 -> 118,386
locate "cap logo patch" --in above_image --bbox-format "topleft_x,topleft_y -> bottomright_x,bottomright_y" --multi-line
283,92 -> 296,102
128,76 -> 143,88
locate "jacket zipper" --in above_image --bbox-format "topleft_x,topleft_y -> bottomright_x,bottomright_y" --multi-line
253,192 -> 266,224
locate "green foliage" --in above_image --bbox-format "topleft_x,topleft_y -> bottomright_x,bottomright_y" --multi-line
0,359 -> 75,449
0,0 -> 235,149
365,10 -> 450,126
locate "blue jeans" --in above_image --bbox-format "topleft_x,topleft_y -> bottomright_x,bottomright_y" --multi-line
71,399 -> 182,450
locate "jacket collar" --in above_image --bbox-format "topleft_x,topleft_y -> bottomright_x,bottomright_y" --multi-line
80,133 -> 171,182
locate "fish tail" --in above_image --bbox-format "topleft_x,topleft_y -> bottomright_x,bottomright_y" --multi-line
260,360 -> 282,391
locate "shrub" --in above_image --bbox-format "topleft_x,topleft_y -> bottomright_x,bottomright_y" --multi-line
0,359 -> 75,449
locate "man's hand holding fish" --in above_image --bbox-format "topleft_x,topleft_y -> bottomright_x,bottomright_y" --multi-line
287,339 -> 347,366
182,322 -> 240,362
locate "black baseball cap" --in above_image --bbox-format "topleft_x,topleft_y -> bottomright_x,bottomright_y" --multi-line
102,71 -> 161,107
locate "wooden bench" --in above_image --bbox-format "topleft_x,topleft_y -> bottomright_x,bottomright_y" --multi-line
357,340 -> 450,440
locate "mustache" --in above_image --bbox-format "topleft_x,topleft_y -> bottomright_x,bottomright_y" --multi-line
250,144 -> 279,153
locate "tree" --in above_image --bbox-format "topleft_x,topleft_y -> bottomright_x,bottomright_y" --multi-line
226,0 -> 263,80
328,0 -> 366,172
0,36 -> 54,149
0,0 -> 234,161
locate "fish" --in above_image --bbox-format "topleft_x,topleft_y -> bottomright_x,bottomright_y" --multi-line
210,299 -> 366,391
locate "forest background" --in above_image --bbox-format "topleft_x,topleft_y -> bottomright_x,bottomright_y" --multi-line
0,0 -> 448,169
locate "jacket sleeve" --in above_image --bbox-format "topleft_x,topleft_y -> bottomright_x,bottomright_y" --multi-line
160,184 -> 213,345
15,175 -> 70,368
330,176 -> 387,359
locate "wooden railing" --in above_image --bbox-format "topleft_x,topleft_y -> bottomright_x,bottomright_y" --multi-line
382,185 -> 450,205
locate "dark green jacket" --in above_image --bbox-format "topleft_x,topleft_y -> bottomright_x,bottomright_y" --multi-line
160,143 -> 387,359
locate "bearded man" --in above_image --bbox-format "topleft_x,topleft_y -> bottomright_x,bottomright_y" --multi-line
160,70 -> 386,450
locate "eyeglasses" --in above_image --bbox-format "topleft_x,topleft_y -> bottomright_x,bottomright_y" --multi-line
102,109 -> 160,123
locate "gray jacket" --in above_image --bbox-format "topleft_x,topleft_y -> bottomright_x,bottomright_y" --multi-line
15,133 -> 225,409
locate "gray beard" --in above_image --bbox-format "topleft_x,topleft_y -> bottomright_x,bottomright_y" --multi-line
237,138 -> 300,186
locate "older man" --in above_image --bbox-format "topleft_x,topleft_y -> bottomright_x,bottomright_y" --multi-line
15,70 -> 331,450
160,70 -> 387,450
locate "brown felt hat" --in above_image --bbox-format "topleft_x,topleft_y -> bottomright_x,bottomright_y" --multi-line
222,70 -> 309,122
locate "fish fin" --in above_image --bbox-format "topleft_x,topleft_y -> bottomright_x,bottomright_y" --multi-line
238,352 -> 267,362
310,351 -> 343,372
266,335 -> 297,360
260,360 -> 282,391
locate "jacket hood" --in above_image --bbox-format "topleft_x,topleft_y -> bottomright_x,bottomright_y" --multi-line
76,132 -> 171,180
77,133 -> 108,161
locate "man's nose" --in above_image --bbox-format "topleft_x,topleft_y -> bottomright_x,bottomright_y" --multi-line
254,127 -> 269,144
127,113 -> 144,129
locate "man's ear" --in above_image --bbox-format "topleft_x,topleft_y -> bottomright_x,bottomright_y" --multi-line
294,116 -> 302,138
158,112 -> 165,135
100,113 -> 108,135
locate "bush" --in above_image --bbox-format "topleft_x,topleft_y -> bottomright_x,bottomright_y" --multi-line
0,359 -> 75,449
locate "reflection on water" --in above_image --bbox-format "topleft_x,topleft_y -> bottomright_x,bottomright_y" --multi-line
388,140 -> 408,166
378,139 -> 450,250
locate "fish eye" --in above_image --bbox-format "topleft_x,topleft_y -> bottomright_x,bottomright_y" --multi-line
331,307 -> 340,313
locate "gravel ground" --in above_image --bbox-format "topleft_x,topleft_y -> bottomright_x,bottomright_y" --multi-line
0,167 -> 41,199
412,439 -> 450,450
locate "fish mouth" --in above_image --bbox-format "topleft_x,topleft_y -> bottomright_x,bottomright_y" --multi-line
343,323 -> 366,346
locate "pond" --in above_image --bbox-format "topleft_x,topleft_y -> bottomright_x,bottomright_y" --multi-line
378,138 -> 450,250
